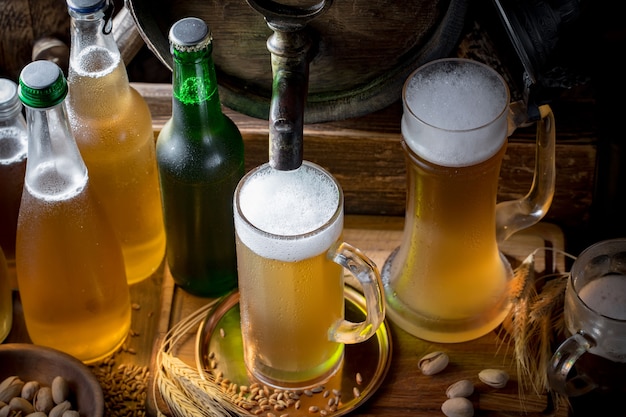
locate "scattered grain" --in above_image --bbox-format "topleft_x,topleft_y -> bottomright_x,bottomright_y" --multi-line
356,372 -> 363,385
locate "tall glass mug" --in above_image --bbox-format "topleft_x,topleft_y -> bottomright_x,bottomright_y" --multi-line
382,58 -> 556,343
234,161 -> 385,389
547,239 -> 626,416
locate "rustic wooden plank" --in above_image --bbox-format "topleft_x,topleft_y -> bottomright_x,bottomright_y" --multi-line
135,82 -> 597,233
0,0 -> 35,81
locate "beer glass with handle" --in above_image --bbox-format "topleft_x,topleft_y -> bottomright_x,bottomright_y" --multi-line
235,160 -> 385,389
383,58 -> 556,343
548,238 -> 626,417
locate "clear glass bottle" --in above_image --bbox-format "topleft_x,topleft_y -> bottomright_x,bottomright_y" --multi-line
0,78 -> 27,289
65,0 -> 165,284
157,17 -> 245,297
17,60 -> 131,363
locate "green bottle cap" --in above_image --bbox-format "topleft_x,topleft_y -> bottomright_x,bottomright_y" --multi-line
0,78 -> 23,121
18,60 -> 68,109
169,17 -> 212,52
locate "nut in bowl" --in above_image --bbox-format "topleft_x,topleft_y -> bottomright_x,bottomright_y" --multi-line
0,343 -> 104,417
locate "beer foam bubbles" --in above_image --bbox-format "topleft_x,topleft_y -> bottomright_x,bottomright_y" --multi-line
403,59 -> 509,167
72,46 -> 119,78
235,161 -> 343,262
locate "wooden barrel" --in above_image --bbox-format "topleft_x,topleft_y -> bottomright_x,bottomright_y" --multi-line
127,0 -> 468,123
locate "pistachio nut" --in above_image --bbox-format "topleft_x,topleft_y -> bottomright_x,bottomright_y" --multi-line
51,376 -> 69,404
33,386 -> 54,413
21,380 -> 40,402
441,397 -> 474,417
49,400 -> 72,417
478,368 -> 509,389
446,379 -> 474,398
0,376 -> 24,403
8,396 -> 35,414
418,351 -> 449,376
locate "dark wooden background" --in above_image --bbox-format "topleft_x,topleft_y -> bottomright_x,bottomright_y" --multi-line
1,0 -> 625,256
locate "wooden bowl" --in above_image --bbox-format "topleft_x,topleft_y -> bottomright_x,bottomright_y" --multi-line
0,343 -> 104,417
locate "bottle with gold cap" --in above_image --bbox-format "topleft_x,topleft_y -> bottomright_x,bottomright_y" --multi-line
157,17 -> 244,297
65,0 -> 165,284
17,59 -> 130,363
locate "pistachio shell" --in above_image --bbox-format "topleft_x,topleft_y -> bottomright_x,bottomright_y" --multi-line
9,396 -> 35,414
446,379 -> 474,398
33,386 -> 54,413
21,380 -> 40,401
49,400 -> 72,417
478,369 -> 509,389
0,376 -> 24,403
51,376 -> 69,404
441,397 -> 474,417
418,351 -> 449,375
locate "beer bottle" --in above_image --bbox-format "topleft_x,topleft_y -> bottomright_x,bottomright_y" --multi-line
0,78 -> 27,289
157,17 -> 245,297
17,60 -> 131,363
65,0 -> 165,284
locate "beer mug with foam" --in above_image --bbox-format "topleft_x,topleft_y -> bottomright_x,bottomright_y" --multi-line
547,239 -> 626,413
382,58 -> 556,343
234,161 -> 385,389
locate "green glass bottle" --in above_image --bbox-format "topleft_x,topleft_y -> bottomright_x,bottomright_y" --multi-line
157,17 -> 245,297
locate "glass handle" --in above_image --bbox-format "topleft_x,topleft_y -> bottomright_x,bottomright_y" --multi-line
496,104 -> 556,243
328,242 -> 385,344
548,331 -> 598,396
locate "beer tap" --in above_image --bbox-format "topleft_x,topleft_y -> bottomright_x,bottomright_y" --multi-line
246,0 -> 333,171
492,0 -> 581,122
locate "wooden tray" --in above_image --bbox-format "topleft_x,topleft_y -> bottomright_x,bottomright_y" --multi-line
148,216 -> 569,417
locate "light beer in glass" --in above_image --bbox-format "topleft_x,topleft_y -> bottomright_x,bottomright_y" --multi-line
235,161 -> 384,389
384,58 -> 518,342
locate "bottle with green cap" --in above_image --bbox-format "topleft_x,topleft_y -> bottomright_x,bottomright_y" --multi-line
0,78 -> 27,286
157,17 -> 244,297
16,59 -> 131,364
65,0 -> 165,284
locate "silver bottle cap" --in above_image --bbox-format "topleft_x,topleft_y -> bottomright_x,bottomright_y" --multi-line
0,78 -> 23,121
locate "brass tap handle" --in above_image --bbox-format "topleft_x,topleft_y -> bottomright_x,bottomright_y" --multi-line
246,0 -> 333,171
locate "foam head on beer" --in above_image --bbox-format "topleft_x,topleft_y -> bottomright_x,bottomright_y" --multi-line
402,59 -> 510,167
235,162 -> 343,262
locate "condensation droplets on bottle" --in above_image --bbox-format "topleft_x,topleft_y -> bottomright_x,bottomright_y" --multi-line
157,17 -> 245,297
65,0 -> 165,284
16,60 -> 131,363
